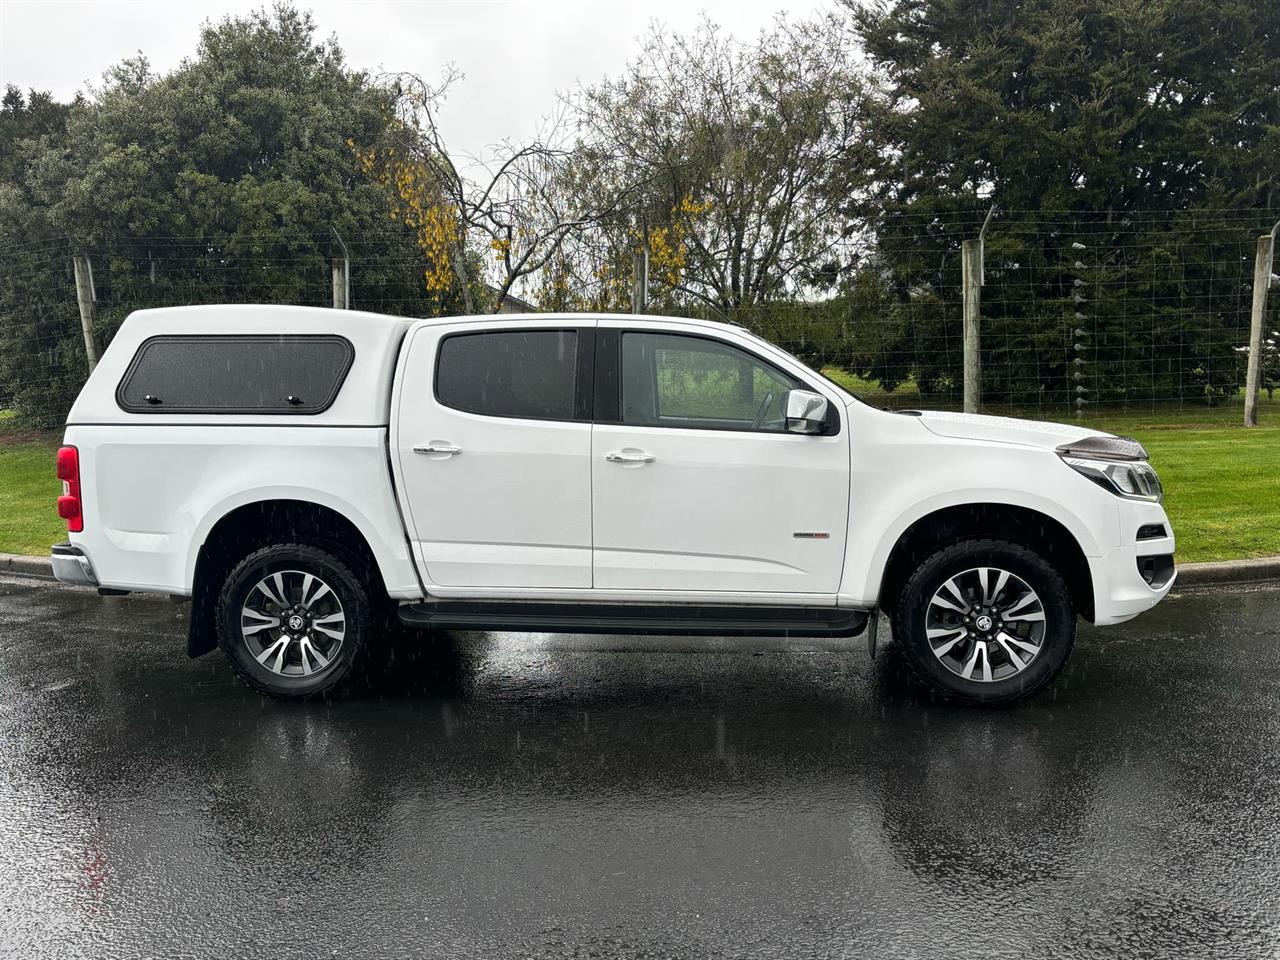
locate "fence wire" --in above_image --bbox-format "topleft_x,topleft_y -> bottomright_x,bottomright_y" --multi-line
1,212 -> 1276,427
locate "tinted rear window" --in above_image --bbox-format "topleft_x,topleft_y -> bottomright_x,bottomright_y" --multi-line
436,330 -> 579,420
117,335 -> 354,414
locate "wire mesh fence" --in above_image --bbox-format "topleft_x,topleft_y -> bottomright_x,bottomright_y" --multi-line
1,210 -> 1276,428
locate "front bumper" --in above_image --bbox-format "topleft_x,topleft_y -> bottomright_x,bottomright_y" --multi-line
1090,503 -> 1176,626
51,542 -> 98,588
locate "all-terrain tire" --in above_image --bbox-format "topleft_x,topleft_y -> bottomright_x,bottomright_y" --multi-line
215,543 -> 373,700
893,538 -> 1075,705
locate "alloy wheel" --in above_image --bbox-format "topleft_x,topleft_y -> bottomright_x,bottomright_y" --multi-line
925,566 -> 1046,683
240,570 -> 346,677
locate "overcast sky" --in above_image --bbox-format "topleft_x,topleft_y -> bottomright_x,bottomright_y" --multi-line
0,0 -> 825,162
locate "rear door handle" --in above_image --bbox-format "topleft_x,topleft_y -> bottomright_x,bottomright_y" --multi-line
414,444 -> 462,456
605,451 -> 655,463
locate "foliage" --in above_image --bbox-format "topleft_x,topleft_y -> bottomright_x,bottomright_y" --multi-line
566,15 -> 871,312
2,0 -> 1279,421
352,69 -> 624,314
351,133 -> 461,307
0,5 -> 447,424
845,0 -> 1280,404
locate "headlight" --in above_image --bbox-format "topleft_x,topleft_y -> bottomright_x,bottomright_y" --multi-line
1061,456 -> 1163,502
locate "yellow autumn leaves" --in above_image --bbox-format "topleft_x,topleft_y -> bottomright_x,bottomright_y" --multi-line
636,194 -> 711,289
348,136 -> 457,298
350,130 -> 711,306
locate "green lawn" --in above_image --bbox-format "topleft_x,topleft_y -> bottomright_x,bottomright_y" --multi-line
0,404 -> 1276,563
1116,425 -> 1280,562
0,435 -> 67,557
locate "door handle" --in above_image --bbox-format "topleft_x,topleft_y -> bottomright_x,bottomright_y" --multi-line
605,451 -> 655,463
414,444 -> 462,456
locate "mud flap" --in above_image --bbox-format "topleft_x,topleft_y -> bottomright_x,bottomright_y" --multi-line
866,608 -> 879,660
186,555 -> 218,658
187,598 -> 218,657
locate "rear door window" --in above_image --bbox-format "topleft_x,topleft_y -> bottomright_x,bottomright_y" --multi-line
435,329 -> 583,421
117,335 -> 354,414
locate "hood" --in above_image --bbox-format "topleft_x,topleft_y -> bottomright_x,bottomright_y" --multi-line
907,410 -> 1109,451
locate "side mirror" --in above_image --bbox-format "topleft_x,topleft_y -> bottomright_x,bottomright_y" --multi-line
785,390 -> 829,434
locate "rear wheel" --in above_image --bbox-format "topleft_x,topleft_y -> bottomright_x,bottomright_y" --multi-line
215,543 -> 372,699
894,539 -> 1074,704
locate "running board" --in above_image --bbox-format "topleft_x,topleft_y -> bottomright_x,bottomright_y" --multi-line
398,599 -> 870,638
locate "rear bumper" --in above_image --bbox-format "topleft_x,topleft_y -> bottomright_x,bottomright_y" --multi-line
51,542 -> 98,588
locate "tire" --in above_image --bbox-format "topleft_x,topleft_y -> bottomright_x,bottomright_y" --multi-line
215,543 -> 372,700
893,538 -> 1074,705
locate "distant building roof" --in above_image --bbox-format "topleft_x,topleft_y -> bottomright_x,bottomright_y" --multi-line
485,285 -> 538,314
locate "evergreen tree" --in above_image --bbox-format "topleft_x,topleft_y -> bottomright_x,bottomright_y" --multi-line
0,5 -> 452,424
847,0 -> 1280,407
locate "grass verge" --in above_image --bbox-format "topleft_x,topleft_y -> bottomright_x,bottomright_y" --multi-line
1118,425 -> 1280,563
0,434 -> 68,557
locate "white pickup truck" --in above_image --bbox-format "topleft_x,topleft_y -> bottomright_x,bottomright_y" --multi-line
51,305 -> 1175,703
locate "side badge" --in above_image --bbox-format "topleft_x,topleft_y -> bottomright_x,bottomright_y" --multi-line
792,532 -> 830,539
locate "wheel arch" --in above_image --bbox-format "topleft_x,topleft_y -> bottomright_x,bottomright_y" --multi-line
876,503 -> 1096,626
186,497 -> 391,658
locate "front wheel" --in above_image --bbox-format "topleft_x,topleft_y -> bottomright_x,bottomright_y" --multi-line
894,539 -> 1075,705
215,543 -> 372,700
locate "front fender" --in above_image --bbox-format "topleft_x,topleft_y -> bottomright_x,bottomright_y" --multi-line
840,438 -> 1120,606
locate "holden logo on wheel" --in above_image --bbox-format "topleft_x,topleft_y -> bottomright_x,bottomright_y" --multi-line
975,614 -> 994,632
287,614 -> 305,632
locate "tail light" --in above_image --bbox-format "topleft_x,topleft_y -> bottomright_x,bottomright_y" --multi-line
56,446 -> 83,533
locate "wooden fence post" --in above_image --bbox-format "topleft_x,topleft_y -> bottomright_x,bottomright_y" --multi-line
71,254 -> 99,374
631,247 -> 649,314
962,239 -> 981,414
962,207 -> 995,414
330,227 -> 350,310
1245,225 -> 1278,427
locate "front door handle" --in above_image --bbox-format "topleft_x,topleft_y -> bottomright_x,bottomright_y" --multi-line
605,451 -> 655,463
414,444 -> 462,456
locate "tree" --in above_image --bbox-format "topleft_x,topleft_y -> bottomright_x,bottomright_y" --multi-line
846,0 -> 1280,405
0,87 -> 75,188
0,4 -> 442,424
568,15 -> 872,314
353,69 -> 629,314
0,87 -> 80,416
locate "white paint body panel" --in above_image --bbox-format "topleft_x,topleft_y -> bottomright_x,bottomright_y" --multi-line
590,423 -> 848,593
63,306 -> 421,598
65,424 -> 421,598
58,304 -> 1174,631
590,318 -> 849,595
391,318 -> 593,589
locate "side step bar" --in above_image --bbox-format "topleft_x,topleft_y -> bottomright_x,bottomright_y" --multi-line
398,599 -> 870,638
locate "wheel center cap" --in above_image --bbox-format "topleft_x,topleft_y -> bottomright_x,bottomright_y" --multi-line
975,614 -> 994,632
287,614 -> 306,632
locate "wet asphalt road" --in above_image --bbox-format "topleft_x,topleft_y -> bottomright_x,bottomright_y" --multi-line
1,576 -> 1280,959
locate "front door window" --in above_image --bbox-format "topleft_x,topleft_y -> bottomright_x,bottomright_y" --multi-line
621,333 -> 800,432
